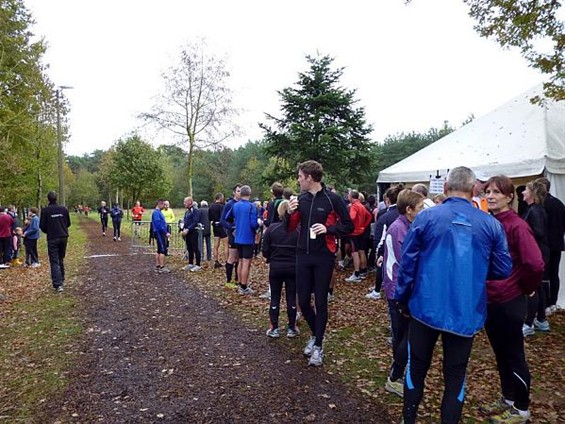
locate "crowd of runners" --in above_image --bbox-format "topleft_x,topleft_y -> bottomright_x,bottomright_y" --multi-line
3,157 -> 564,424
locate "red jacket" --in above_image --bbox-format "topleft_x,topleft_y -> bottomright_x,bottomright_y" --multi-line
486,209 -> 545,303
348,200 -> 372,237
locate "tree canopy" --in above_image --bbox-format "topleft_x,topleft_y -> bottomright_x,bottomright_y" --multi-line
261,55 -> 374,185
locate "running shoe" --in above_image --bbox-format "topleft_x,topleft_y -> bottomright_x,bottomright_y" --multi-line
365,289 -> 381,300
159,266 -> 171,273
214,261 -> 223,269
55,286 -> 64,293
479,397 -> 513,416
303,336 -> 316,357
522,324 -> 535,337
308,345 -> 324,366
266,327 -> 280,338
533,318 -> 549,332
113,237 -> 117,242
182,264 -> 195,271
345,273 -> 362,283
238,287 -> 254,295
190,265 -> 202,272
259,289 -> 271,300
287,326 -> 300,338
488,406 -> 531,423
385,377 -> 404,398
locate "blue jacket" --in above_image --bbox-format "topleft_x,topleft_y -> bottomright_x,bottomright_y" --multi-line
220,197 -> 237,231
111,206 -> 123,222
226,199 -> 258,245
24,214 -> 40,240
395,196 -> 512,337
183,207 -> 200,232
151,208 -> 168,235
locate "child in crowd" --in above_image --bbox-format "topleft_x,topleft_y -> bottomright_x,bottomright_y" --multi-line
23,207 -> 41,267
11,227 -> 23,266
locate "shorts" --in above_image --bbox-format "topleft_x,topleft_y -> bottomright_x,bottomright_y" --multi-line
155,232 -> 168,256
213,225 -> 227,239
228,230 -> 237,249
350,236 -> 366,253
237,244 -> 254,259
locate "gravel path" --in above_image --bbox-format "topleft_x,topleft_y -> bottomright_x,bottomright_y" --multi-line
40,219 -> 392,423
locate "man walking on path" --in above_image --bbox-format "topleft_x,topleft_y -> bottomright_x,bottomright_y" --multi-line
288,160 -> 353,366
394,166 -> 512,424
40,191 -> 71,292
151,199 -> 171,273
97,201 -> 111,236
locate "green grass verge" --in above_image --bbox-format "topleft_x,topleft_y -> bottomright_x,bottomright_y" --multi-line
0,219 -> 87,421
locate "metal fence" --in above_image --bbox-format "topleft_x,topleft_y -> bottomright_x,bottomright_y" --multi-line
130,221 -> 203,255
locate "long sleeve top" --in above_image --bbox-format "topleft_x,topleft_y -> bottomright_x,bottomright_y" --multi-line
487,210 -> 545,303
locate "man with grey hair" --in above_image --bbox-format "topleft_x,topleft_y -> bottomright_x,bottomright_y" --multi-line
394,166 -> 512,424
225,185 -> 259,295
411,183 -> 435,209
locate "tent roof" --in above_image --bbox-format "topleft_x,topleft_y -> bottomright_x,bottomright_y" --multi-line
377,84 -> 565,183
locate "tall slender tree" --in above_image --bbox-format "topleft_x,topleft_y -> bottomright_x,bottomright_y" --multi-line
140,38 -> 237,196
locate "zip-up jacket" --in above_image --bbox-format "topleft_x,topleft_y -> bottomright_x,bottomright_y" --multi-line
111,206 -> 124,222
262,220 -> 298,269
264,196 -> 284,228
226,199 -> 258,245
24,214 -> 40,240
395,196 -> 512,337
39,203 -> 71,240
383,215 -> 411,300
289,185 -> 353,255
487,209 -> 544,303
522,203 -> 549,264
183,207 -> 200,232
348,199 -> 372,236
543,193 -> 565,251
220,197 -> 237,231
151,208 -> 168,235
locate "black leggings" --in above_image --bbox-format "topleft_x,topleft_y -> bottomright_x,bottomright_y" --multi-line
186,230 -> 200,266
113,220 -> 121,238
24,238 -> 39,265
403,319 -> 474,424
101,217 -> 108,232
296,253 -> 334,346
268,266 -> 297,328
485,295 -> 530,411
548,250 -> 561,307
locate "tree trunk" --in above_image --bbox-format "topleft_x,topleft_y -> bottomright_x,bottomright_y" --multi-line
187,136 -> 195,197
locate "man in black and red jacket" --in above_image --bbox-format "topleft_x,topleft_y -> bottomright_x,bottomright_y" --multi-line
288,160 -> 353,367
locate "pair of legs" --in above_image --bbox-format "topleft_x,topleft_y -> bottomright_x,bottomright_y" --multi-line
212,226 -> 228,263
24,238 -> 39,265
101,217 -> 108,234
113,220 -> 121,239
47,237 -> 68,289
485,295 -> 531,412
225,231 -> 239,283
201,235 -> 212,261
237,244 -> 253,286
269,266 -> 297,329
154,232 -> 168,268
403,319 -> 474,424
185,230 -> 201,266
547,250 -> 561,308
387,299 -> 409,381
296,253 -> 334,347
526,268 -> 549,325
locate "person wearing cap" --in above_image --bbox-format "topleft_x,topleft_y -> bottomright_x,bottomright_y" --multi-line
472,171 -> 489,212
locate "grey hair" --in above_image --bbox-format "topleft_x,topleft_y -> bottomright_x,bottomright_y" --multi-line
412,183 -> 428,197
446,167 -> 476,193
240,185 -> 252,197
200,200 -> 208,207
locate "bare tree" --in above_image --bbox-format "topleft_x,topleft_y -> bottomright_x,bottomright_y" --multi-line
140,39 -> 237,196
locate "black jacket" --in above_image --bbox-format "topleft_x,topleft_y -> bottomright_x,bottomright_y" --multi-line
289,185 -> 353,255
262,220 -> 298,268
40,203 -> 71,240
544,193 -> 565,251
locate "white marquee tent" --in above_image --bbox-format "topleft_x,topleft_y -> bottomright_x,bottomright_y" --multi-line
377,84 -> 565,306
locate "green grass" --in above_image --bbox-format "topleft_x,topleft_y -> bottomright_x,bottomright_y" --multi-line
0,218 -> 87,421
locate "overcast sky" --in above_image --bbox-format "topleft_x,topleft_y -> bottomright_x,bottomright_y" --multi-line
25,0 -> 548,156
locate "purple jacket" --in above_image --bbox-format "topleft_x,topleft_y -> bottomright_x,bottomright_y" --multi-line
383,215 -> 410,300
487,209 -> 545,303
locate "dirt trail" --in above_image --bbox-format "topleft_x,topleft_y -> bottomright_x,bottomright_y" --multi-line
40,218 -> 392,423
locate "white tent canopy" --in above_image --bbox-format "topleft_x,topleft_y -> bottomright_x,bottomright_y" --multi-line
378,84 -> 565,185
377,84 -> 565,307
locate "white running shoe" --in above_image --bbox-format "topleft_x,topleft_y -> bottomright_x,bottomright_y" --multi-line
303,336 -> 316,357
365,289 -> 381,300
190,265 -> 202,272
308,345 -> 324,366
345,273 -> 362,283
